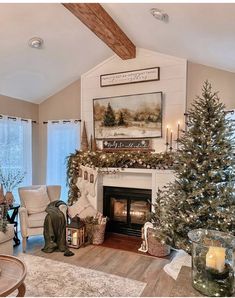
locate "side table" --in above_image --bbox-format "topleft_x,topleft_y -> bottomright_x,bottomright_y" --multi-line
169,266 -> 235,297
0,254 -> 26,297
7,204 -> 20,246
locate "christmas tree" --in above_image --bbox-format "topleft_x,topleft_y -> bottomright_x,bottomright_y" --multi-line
162,81 -> 235,252
117,111 -> 126,126
103,103 -> 116,127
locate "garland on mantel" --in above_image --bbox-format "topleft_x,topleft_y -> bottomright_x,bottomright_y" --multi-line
67,150 -> 175,205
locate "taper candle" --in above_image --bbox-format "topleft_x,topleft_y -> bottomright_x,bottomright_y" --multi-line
177,121 -> 180,140
166,125 -> 169,144
170,130 -> 173,148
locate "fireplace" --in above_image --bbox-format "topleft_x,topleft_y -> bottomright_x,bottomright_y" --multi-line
103,186 -> 151,237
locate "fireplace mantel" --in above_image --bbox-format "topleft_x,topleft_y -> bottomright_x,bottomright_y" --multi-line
91,167 -> 175,212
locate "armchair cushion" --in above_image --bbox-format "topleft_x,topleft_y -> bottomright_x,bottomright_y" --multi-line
28,212 -> 47,228
21,186 -> 50,214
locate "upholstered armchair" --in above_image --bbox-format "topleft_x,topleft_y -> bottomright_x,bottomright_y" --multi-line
18,185 -> 67,252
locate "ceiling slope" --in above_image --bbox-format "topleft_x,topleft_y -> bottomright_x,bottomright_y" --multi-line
0,3 -> 112,103
0,3 -> 235,103
103,3 -> 235,73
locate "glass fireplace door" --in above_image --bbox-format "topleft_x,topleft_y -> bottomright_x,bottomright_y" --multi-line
111,197 -> 128,223
130,200 -> 150,225
104,187 -> 151,237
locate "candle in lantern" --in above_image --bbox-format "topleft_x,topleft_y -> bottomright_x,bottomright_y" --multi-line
72,231 -> 78,246
166,125 -> 169,144
206,246 -> 226,272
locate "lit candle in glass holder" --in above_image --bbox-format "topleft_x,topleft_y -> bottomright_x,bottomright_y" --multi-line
72,231 -> 78,246
206,246 -> 225,273
188,229 -> 235,297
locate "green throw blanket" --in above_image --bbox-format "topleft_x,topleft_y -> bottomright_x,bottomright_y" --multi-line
42,200 -> 74,257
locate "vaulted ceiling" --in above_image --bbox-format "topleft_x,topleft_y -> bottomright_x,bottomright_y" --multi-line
0,3 -> 235,103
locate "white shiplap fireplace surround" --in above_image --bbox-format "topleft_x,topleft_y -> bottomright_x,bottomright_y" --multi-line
81,48 -> 187,210
94,168 -> 174,212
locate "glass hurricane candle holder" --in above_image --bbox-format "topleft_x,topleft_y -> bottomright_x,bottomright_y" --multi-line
188,229 -> 235,297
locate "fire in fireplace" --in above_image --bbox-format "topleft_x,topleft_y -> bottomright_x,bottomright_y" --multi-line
103,186 -> 151,237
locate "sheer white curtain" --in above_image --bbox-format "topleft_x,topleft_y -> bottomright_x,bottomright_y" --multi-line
47,120 -> 80,201
0,115 -> 32,204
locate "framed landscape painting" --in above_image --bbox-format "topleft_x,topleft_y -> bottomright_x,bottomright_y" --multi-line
93,92 -> 162,139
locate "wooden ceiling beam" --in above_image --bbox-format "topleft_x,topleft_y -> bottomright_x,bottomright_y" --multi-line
62,3 -> 136,60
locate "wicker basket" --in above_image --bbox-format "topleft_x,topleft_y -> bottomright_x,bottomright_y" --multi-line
92,223 -> 106,245
147,228 -> 170,257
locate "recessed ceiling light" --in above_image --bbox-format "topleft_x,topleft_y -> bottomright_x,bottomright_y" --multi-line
28,37 -> 44,49
150,8 -> 169,23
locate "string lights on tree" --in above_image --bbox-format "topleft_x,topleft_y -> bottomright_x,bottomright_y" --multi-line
157,81 -> 235,252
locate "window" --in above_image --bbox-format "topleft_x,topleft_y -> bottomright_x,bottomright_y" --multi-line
47,120 -> 80,201
0,115 -> 32,204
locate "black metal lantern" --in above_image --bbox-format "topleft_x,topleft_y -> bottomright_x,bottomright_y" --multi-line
66,217 -> 85,249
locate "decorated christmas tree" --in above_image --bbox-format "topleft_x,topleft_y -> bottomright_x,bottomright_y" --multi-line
103,103 -> 116,127
162,81 -> 235,252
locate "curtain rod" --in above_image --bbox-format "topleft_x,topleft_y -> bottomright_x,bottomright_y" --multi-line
43,119 -> 81,124
0,115 -> 37,123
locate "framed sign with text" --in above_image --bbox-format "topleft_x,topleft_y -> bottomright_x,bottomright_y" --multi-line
102,139 -> 152,152
100,67 -> 160,87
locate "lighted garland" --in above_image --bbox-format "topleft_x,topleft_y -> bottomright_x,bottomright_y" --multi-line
67,150 -> 175,205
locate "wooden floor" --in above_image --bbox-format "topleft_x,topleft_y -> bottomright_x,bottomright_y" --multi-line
14,235 -> 176,297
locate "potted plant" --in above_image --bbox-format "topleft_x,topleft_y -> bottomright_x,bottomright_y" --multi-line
0,168 -> 25,206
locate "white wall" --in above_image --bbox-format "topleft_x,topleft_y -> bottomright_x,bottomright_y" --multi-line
81,48 -> 187,152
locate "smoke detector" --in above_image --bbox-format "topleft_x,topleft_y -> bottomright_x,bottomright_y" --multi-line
150,8 -> 169,22
28,37 -> 44,49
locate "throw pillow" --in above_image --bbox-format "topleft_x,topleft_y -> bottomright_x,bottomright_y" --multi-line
68,195 -> 97,219
21,186 -> 50,214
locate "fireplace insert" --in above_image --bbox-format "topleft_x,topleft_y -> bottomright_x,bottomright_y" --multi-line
103,186 -> 151,237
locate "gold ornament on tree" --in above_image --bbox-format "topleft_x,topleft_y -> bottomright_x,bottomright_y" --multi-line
81,121 -> 89,151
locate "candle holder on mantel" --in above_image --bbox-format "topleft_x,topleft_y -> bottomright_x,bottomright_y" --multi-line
188,229 -> 235,297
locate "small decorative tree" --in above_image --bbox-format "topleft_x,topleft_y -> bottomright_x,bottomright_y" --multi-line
103,103 -> 116,127
81,121 -> 89,151
149,187 -> 174,245
117,111 -> 126,126
161,81 -> 235,252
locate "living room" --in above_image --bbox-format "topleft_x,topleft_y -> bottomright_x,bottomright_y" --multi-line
0,2 -> 235,297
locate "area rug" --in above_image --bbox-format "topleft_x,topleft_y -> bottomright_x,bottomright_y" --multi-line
17,253 -> 146,297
